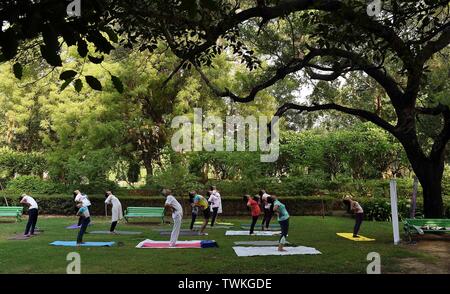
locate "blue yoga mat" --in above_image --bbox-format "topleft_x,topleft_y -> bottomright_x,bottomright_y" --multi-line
50,241 -> 115,247
65,223 -> 93,229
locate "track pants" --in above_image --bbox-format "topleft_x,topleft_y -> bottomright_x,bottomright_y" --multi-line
210,207 -> 219,227
261,208 -> 273,228
77,217 -> 91,243
24,208 -> 38,235
170,215 -> 182,246
279,218 -> 289,244
110,221 -> 118,232
353,213 -> 364,236
250,216 -> 259,234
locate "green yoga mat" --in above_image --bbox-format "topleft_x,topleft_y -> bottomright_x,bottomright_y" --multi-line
194,221 -> 233,226
193,225 -> 232,229
88,231 -> 143,235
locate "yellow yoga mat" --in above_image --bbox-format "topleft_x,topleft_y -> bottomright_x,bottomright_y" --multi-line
336,233 -> 375,241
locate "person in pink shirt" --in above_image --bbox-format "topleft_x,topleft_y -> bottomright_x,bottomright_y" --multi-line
244,195 -> 261,235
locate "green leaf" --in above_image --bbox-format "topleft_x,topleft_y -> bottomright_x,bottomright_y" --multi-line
59,70 -> 77,81
40,45 -> 62,67
74,79 -> 83,92
13,62 -> 23,80
85,76 -> 102,91
88,55 -> 104,64
60,78 -> 73,91
102,27 -> 119,43
111,75 -> 124,93
77,39 -> 88,57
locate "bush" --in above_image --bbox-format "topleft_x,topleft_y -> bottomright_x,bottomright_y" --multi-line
6,176 -> 66,194
358,197 -> 450,221
0,147 -> 47,179
0,193 -> 336,216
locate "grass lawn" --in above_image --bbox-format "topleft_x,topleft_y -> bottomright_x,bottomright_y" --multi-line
0,215 -> 440,274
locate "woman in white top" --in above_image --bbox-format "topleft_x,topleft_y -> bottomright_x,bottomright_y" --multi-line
163,189 -> 183,247
105,191 -> 123,233
74,190 -> 92,227
343,195 -> 364,238
20,194 -> 39,237
208,189 -> 220,227
259,189 -> 273,230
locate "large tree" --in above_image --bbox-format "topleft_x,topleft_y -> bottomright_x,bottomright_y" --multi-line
0,0 -> 449,216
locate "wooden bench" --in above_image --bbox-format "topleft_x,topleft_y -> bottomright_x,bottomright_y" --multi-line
403,218 -> 450,242
0,206 -> 24,222
124,207 -> 165,223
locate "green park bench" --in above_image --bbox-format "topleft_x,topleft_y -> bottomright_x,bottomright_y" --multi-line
403,218 -> 450,242
124,207 -> 165,223
0,206 -> 24,222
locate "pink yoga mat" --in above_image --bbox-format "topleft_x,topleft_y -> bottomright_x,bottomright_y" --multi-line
142,242 -> 202,248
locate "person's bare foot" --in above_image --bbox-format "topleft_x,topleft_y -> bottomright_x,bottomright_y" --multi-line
278,247 -> 287,252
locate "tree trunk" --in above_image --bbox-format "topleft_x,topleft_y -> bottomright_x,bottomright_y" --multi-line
400,134 -> 445,218
143,157 -> 153,185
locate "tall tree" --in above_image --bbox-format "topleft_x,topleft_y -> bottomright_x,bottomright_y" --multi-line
1,0 -> 449,216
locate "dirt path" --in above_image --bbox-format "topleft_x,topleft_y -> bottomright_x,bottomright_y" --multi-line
395,235 -> 450,274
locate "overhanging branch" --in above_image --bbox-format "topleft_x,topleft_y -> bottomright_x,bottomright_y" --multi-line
274,102 -> 397,135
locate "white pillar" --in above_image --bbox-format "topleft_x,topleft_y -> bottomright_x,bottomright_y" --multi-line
389,179 -> 400,245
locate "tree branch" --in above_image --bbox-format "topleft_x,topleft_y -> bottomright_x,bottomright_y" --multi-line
274,102 -> 397,135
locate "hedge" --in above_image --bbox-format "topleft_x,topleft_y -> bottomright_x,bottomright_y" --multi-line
0,192 -> 448,219
0,194 -> 337,217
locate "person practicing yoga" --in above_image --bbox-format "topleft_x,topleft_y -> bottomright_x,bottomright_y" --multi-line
208,190 -> 220,227
343,195 -> 364,238
190,191 -> 210,235
209,185 -> 222,226
245,195 -> 261,235
74,190 -> 91,227
76,203 -> 91,246
20,194 -> 39,237
270,195 -> 290,252
104,191 -> 123,234
259,190 -> 273,230
189,193 -> 199,231
163,189 -> 183,247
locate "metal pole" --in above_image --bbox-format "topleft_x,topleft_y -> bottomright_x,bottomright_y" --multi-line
390,179 -> 400,245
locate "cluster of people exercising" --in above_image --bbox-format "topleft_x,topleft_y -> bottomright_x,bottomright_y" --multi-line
18,186 -> 364,249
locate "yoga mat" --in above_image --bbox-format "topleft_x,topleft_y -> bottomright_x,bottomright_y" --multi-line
336,233 -> 375,241
233,246 -> 321,257
240,226 -> 280,231
195,221 -> 233,226
194,225 -> 232,229
159,230 -> 208,236
88,231 -> 143,235
241,224 -> 280,228
65,223 -> 93,229
136,239 -> 217,249
50,241 -> 115,247
8,234 -> 36,240
234,241 -> 289,246
225,230 -> 280,236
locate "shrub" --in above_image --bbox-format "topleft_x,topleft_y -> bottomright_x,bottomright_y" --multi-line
6,176 -> 66,194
